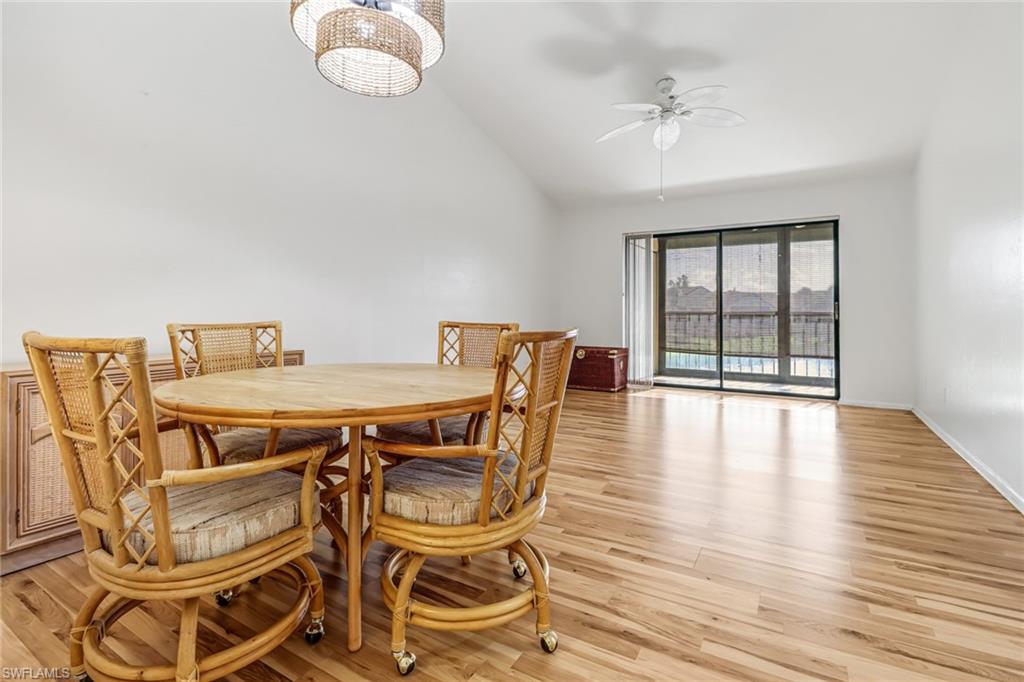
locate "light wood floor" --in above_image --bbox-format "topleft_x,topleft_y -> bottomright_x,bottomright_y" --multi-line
3,388 -> 1023,680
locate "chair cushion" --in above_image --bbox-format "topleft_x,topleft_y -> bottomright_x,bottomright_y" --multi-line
376,415 -> 484,446
108,471 -> 319,564
213,427 -> 344,465
380,454 -> 520,526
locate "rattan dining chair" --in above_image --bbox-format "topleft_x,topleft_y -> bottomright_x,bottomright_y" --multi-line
24,332 -> 328,682
376,321 -> 519,447
166,321 -> 346,468
364,329 -> 577,675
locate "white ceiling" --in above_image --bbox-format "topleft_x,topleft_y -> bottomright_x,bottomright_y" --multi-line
434,2 -> 978,206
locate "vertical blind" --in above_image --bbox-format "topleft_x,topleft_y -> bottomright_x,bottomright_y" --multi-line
624,234 -> 654,387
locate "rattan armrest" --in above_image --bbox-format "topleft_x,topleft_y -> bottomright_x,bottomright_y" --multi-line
151,444 -> 328,487
155,418 -> 180,433
364,436 -> 493,459
121,418 -> 180,442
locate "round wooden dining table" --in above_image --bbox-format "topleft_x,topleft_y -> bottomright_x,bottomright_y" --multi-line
153,362 -> 496,652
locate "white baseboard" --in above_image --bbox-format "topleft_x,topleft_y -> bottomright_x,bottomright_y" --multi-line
838,398 -> 913,411
912,407 -> 1024,515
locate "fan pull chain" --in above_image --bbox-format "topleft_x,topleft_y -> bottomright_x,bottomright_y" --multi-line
658,143 -> 664,202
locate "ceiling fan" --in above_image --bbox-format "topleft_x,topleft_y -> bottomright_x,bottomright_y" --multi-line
596,77 -> 746,150
595,77 -> 746,201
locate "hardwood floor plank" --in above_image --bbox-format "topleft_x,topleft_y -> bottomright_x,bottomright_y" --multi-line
700,639 -> 845,682
0,621 -> 42,669
1,575 -> 73,668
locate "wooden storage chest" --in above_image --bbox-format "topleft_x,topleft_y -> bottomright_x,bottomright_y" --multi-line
568,346 -> 628,392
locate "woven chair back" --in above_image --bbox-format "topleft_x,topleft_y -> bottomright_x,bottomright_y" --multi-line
167,321 -> 283,379
23,332 -> 177,570
478,329 -> 577,525
437,321 -> 519,369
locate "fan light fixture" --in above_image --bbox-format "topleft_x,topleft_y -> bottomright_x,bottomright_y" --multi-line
290,0 -> 445,96
652,118 -> 680,151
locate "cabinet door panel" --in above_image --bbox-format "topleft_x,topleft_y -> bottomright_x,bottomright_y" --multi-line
9,379 -> 78,554
24,385 -> 76,531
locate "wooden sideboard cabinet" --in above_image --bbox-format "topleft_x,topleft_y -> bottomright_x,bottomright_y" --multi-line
0,350 -> 305,575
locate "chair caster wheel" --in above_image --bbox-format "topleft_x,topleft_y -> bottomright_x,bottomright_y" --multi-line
511,558 -> 528,579
540,630 -> 558,653
214,589 -> 234,606
394,650 -> 416,675
249,576 -> 261,585
304,617 -> 325,645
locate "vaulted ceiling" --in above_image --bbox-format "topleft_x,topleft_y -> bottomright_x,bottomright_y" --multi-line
434,2 -> 978,206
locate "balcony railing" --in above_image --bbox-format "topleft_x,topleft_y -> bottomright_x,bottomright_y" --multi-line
661,311 -> 835,378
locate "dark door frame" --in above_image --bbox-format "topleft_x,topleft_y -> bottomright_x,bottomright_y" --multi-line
654,219 -> 840,400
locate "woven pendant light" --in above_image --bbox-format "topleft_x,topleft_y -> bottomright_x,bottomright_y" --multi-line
291,1 -> 444,68
316,7 -> 422,97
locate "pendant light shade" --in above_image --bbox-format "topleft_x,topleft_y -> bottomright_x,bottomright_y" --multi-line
291,0 -> 345,51
315,7 -> 422,97
389,0 -> 445,69
291,0 -> 445,68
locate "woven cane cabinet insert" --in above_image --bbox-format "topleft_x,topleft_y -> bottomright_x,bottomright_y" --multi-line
0,349 -> 306,575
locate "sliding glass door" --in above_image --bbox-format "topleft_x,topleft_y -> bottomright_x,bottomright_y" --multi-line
788,223 -> 837,388
722,228 -> 780,381
655,221 -> 838,397
657,232 -> 720,384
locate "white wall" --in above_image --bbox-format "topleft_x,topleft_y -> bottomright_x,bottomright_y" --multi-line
1,1 -> 556,365
913,6 -> 1023,510
553,169 -> 917,408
